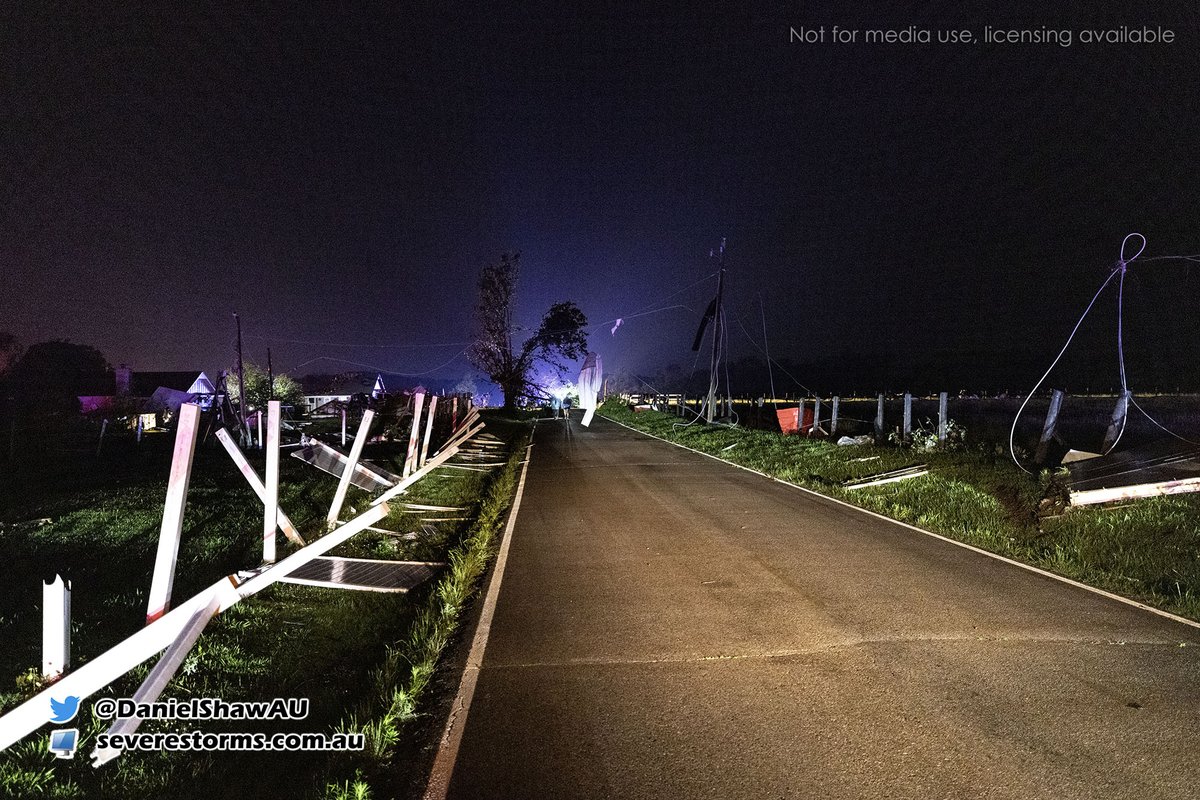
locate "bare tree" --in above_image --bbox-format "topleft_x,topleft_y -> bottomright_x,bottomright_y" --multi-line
468,253 -> 588,409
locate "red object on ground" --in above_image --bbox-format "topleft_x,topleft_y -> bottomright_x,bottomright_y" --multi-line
777,407 -> 814,435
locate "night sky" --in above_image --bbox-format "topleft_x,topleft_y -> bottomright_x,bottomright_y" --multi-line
3,1 -> 1200,394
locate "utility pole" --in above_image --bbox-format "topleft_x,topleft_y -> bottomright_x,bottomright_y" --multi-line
234,313 -> 247,442
705,238 -> 726,423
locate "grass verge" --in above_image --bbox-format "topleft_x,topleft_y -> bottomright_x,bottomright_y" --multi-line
0,415 -> 528,799
317,440 -> 526,799
601,400 -> 1200,622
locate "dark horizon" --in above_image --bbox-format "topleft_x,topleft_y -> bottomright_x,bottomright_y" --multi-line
4,2 -> 1199,398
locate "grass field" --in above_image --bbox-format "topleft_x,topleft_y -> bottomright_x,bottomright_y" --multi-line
0,413 -> 528,799
601,400 -> 1200,623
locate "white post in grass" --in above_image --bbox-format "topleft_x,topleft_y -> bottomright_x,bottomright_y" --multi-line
341,407 -> 347,447
938,391 -> 949,444
403,392 -> 426,478
42,575 -> 70,679
812,398 -> 822,436
214,428 -> 305,546
262,401 -> 281,564
875,394 -> 885,440
902,393 -> 913,438
831,396 -> 840,436
451,396 -> 459,433
1102,390 -> 1132,454
1,504 -> 390,758
328,409 -> 374,529
1036,389 -> 1066,465
257,410 -> 264,450
146,403 -> 201,624
419,395 -> 438,469
136,415 -> 143,444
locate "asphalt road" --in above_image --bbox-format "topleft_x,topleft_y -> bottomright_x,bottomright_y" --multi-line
444,415 -> 1200,799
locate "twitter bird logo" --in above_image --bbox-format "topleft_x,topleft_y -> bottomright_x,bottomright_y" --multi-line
49,696 -> 80,724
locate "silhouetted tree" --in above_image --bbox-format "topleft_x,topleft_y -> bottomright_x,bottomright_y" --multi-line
7,340 -> 113,415
468,253 -> 588,409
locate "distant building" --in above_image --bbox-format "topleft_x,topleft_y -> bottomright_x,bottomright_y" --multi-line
301,373 -> 385,414
78,367 -> 220,416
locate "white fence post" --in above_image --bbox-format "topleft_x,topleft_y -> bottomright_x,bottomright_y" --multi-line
328,410 -> 375,529
42,575 -> 70,679
938,392 -> 949,443
262,400 -> 281,564
1036,389 -> 1066,465
875,394 -> 885,439
215,428 -> 304,546
831,396 -> 840,436
257,410 -> 264,450
146,403 -> 201,624
1102,390 -> 1132,453
419,395 -> 438,468
404,393 -> 426,478
812,397 -> 822,436
341,407 -> 347,447
903,393 -> 913,438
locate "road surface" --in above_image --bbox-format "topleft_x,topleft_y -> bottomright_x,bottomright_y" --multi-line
443,415 -> 1200,799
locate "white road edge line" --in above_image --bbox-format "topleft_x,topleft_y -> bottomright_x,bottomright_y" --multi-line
603,414 -> 1200,633
423,439 -> 535,799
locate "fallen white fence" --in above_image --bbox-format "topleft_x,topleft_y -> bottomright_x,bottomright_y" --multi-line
0,395 -> 491,762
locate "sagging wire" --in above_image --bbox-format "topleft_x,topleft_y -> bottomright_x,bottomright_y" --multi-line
586,272 -> 718,336
732,310 -> 815,396
246,334 -> 472,349
1130,396 -> 1200,446
1008,233 -> 1142,474
289,349 -> 469,378
759,295 -> 778,411
671,308 -> 738,431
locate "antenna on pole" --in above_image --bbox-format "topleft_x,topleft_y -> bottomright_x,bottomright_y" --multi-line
705,238 -> 727,423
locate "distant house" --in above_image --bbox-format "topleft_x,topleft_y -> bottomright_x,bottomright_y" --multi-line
77,366 -> 220,417
301,373 -> 386,414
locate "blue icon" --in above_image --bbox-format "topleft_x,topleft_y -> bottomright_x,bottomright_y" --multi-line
48,729 -> 78,759
49,696 -> 80,723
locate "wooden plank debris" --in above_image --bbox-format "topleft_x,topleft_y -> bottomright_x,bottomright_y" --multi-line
844,464 -> 929,490
1067,440 -> 1200,506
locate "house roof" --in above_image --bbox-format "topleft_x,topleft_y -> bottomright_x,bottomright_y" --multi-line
129,371 -> 208,396
301,372 -> 380,396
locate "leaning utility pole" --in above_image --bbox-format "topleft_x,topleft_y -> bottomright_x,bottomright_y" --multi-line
705,239 -> 726,423
234,313 -> 247,441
